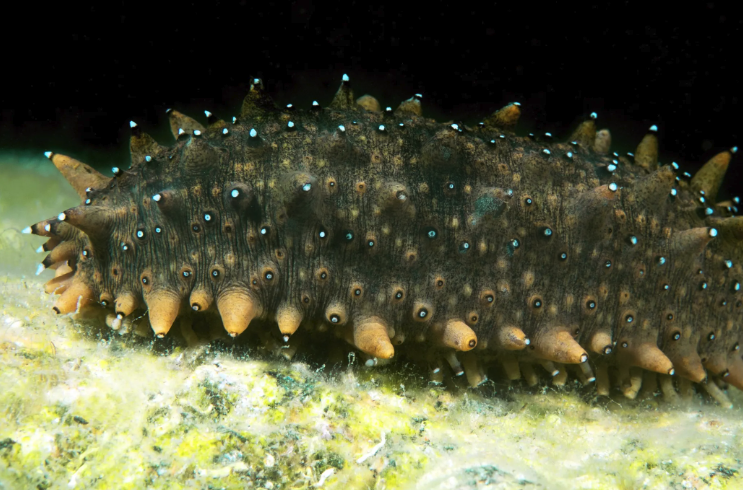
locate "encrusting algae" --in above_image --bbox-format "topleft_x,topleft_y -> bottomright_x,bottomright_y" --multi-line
2,72 -> 743,488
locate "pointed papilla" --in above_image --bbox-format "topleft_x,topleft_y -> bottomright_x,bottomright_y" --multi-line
145,289 -> 181,338
46,152 -> 110,199
130,129 -> 166,165
482,102 -> 521,130
395,94 -> 422,116
668,227 -> 716,257
240,78 -> 277,121
434,320 -> 478,351
217,290 -> 260,337
634,126 -> 658,169
690,149 -> 733,202
115,292 -> 140,317
44,271 -> 74,294
276,304 -> 303,339
356,94 -> 381,113
328,74 -> 355,110
619,342 -> 674,375
531,329 -> 588,364
593,129 -> 611,154
353,316 -> 395,359
60,205 -> 113,238
53,276 -> 94,314
568,116 -> 596,148
494,325 -> 529,350
167,109 -> 205,140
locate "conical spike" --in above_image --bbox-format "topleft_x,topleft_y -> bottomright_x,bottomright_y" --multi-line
619,342 -> 674,374
324,302 -> 348,326
568,116 -> 596,148
42,240 -> 77,268
631,166 -> 676,209
167,109 -> 205,140
189,287 -> 213,312
115,292 -> 140,317
40,237 -> 61,253
634,126 -> 659,169
353,316 -> 395,359
589,330 -> 614,355
593,129 -> 611,154
434,320 -> 478,351
130,129 -> 165,165
53,276 -> 93,314
671,353 -> 707,383
495,325 -> 529,350
45,152 -> 110,199
702,352 -> 728,376
568,183 -> 621,222
710,216 -> 743,248
58,205 -> 113,238
669,227 -> 716,256
276,303 -> 303,340
328,74 -> 354,110
482,102 -> 521,130
44,271 -> 74,294
145,290 -> 181,338
217,290 -> 260,337
531,329 -> 588,364
355,94 -> 381,113
395,94 -> 422,116
690,149 -> 733,201
240,78 -> 277,121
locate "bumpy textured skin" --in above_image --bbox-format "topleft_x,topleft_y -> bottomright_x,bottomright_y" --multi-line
28,77 -> 743,403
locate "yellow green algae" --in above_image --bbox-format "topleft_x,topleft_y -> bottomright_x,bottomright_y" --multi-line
1,153 -> 743,490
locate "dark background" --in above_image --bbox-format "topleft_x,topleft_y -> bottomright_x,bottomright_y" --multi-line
2,1 -> 741,199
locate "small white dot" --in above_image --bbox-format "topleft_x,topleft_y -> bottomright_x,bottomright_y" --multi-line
152,194 -> 162,202
288,121 -> 295,128
709,228 -> 718,237
608,182 -> 618,192
222,128 -> 229,135
250,128 -> 257,137
57,212 -> 66,221
542,149 -> 551,155
193,129 -> 201,136
338,125 -> 345,132
649,125 -> 658,132
342,73 -> 349,82
590,112 -> 597,119
145,155 -> 152,162
231,189 -> 240,198
725,260 -> 733,268
607,164 -> 617,172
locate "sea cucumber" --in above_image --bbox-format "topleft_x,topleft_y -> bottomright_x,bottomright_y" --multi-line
24,75 -> 743,405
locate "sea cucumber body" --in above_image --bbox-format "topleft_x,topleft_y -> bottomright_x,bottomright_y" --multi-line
29,78 -> 743,401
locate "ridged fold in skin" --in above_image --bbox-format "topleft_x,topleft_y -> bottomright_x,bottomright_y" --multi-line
25,74 -> 743,404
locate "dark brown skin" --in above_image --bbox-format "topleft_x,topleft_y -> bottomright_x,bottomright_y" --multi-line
28,76 -> 743,404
